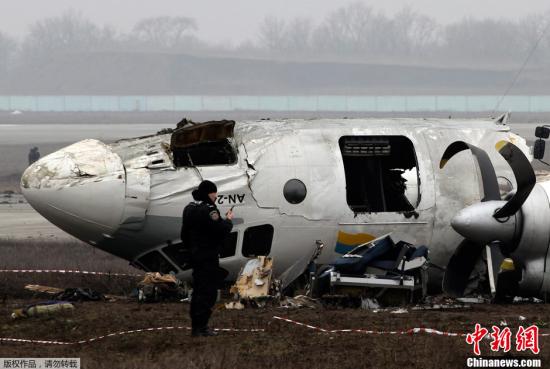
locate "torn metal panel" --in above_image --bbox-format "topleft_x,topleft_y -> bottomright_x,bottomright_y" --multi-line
111,135 -> 174,170
171,120 -> 235,149
230,256 -> 273,299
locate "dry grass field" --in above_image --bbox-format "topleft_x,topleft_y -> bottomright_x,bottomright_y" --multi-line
0,239 -> 547,369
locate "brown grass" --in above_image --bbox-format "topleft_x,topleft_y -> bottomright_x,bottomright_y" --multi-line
0,239 -> 139,298
0,301 -> 547,369
0,239 -> 548,368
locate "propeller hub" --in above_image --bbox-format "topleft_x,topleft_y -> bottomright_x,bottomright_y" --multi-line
451,200 -> 521,246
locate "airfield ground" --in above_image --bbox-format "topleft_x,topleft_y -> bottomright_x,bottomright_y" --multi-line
0,239 -> 548,369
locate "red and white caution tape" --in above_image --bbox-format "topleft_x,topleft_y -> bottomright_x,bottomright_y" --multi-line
3,317 -> 549,345
273,316 -> 550,337
0,269 -> 142,277
0,326 -> 264,345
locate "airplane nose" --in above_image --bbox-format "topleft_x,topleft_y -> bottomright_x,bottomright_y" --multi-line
21,139 -> 126,243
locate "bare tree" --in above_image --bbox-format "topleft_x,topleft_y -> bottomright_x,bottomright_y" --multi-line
312,2 -> 393,56
258,16 -> 287,51
284,18 -> 313,54
444,18 -> 522,63
0,31 -> 16,74
132,16 -> 197,48
517,13 -> 550,63
20,11 -> 114,64
391,7 -> 440,56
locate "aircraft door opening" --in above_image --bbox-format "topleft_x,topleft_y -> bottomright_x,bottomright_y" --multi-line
339,136 -> 419,213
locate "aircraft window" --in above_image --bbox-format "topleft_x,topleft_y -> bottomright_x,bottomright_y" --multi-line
339,136 -> 419,213
283,179 -> 307,204
242,225 -> 274,257
137,250 -> 177,274
220,232 -> 238,258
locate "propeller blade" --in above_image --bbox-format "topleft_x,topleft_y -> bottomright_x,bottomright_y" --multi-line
493,141 -> 536,218
486,242 -> 505,297
443,239 -> 484,297
440,141 -> 500,201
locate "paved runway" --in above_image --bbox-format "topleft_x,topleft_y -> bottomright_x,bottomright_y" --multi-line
0,201 -> 74,240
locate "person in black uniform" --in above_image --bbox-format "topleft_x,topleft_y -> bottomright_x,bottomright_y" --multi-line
181,180 -> 233,337
28,147 -> 40,165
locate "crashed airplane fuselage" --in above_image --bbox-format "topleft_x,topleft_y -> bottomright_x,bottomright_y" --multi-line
19,118 -> 550,297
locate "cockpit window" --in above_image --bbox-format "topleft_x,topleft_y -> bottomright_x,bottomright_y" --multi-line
339,136 -> 420,213
171,120 -> 237,167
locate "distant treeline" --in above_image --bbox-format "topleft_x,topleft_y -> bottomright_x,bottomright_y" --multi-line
0,3 -> 549,94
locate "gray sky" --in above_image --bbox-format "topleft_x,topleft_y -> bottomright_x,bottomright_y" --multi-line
2,0 -> 550,43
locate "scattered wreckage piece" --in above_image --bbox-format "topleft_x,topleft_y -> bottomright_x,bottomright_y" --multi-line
224,301 -> 245,310
11,301 -> 74,319
230,256 -> 273,299
137,272 -> 186,303
315,235 -> 429,305
279,295 -> 321,309
24,284 -> 125,302
227,256 -> 279,308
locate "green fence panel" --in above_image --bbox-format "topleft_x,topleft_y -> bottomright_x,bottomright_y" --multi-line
346,96 -> 377,111
65,96 -> 92,112
9,96 -> 36,111
146,96 -> 175,111
174,96 -> 202,111
2,95 -> 550,112
231,96 -> 260,110
0,96 -> 9,111
258,96 -> 288,111
91,96 -> 118,111
317,96 -> 348,111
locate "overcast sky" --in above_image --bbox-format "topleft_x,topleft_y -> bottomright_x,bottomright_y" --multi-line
2,0 -> 550,43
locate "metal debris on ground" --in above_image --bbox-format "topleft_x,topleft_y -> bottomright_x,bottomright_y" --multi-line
360,297 -> 380,310
456,296 -> 488,304
55,288 -> 104,302
280,295 -> 321,309
513,296 -> 543,303
11,301 -> 74,319
225,301 -> 245,310
137,272 -> 185,303
25,284 -> 125,302
411,304 -> 471,311
390,308 -> 408,314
